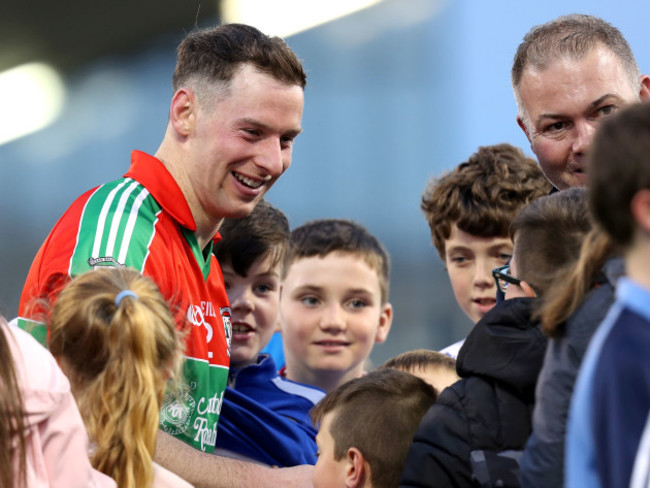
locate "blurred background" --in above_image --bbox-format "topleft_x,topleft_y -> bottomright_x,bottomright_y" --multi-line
1,0 -> 647,365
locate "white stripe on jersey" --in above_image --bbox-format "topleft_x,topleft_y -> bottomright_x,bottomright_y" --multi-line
106,179 -> 140,257
92,178 -> 132,258
117,186 -> 150,265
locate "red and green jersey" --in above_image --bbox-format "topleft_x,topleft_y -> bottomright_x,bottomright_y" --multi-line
18,150 -> 232,453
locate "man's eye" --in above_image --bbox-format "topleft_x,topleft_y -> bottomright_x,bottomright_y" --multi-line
596,105 -> 616,118
281,136 -> 295,147
546,121 -> 566,132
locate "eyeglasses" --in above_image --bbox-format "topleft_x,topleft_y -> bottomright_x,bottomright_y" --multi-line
492,264 -> 521,294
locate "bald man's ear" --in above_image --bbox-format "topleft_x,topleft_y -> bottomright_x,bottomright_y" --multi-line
639,75 -> 650,101
169,87 -> 197,138
517,115 -> 531,142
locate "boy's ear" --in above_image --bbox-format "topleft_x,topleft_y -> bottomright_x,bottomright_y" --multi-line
631,189 -> 650,235
345,447 -> 369,488
519,280 -> 538,298
374,303 -> 393,344
169,87 -> 197,138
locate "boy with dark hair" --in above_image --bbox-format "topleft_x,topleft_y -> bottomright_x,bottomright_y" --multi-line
212,200 -> 325,467
311,368 -> 437,488
279,219 -> 393,393
400,189 -> 592,488
421,143 -> 551,356
381,349 -> 459,394
567,102 -> 650,488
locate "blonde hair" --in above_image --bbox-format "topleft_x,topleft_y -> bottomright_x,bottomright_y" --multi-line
48,268 -> 184,488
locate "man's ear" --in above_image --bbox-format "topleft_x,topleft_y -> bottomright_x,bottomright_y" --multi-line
638,74 -> 650,100
345,447 -> 369,488
169,87 -> 197,138
630,188 -> 650,235
374,302 -> 393,344
517,114 -> 532,142
519,280 -> 538,298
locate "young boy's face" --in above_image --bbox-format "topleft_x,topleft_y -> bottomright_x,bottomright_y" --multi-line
444,223 -> 513,323
280,251 -> 392,389
313,411 -> 348,488
222,253 -> 281,369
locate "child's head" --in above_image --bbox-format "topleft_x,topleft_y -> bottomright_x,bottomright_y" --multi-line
421,143 -> 551,323
311,368 -> 437,488
48,267 -> 183,488
214,199 -> 290,369
588,102 -> 650,250
279,219 -> 393,392
381,348 -> 459,393
499,187 -> 592,300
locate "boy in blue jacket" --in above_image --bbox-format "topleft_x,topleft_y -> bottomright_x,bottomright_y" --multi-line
213,200 -> 324,467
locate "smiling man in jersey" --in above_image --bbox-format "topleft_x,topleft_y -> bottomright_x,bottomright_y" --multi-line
18,24 -> 312,488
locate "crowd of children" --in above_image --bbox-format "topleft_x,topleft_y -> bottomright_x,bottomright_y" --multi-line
4,12 -> 650,488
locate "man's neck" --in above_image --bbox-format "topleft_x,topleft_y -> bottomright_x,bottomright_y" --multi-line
155,143 -> 222,250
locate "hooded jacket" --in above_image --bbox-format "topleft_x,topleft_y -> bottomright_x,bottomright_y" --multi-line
399,298 -> 547,488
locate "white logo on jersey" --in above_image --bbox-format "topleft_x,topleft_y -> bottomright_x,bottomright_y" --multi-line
220,307 -> 232,357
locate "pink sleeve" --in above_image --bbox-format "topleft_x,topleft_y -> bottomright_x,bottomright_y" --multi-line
8,324 -> 117,488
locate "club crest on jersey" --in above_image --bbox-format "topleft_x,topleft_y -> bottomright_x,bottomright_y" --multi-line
221,307 -> 232,357
159,382 -> 197,436
87,256 -> 125,269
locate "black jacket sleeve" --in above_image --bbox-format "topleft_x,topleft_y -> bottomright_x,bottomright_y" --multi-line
399,385 -> 474,488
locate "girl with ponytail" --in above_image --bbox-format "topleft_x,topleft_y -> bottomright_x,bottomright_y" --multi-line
0,314 -> 115,487
48,267 -> 192,488
520,226 -> 624,487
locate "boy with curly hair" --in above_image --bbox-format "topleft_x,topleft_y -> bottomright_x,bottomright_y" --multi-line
421,143 -> 551,356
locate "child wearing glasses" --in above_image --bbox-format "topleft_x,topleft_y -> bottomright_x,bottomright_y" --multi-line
400,188 -> 591,488
420,143 -> 551,358
566,103 -> 650,488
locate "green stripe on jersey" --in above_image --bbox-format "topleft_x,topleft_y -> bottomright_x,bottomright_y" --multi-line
69,178 -> 162,276
181,227 -> 212,282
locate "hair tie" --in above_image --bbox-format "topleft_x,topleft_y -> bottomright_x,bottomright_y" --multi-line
115,290 -> 138,306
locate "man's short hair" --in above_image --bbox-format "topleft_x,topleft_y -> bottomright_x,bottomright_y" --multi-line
381,348 -> 456,374
173,23 -> 306,101
214,199 -> 290,277
512,14 -> 641,120
286,219 -> 391,303
510,187 -> 592,295
311,368 -> 437,488
589,102 -> 650,247
421,143 -> 551,261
